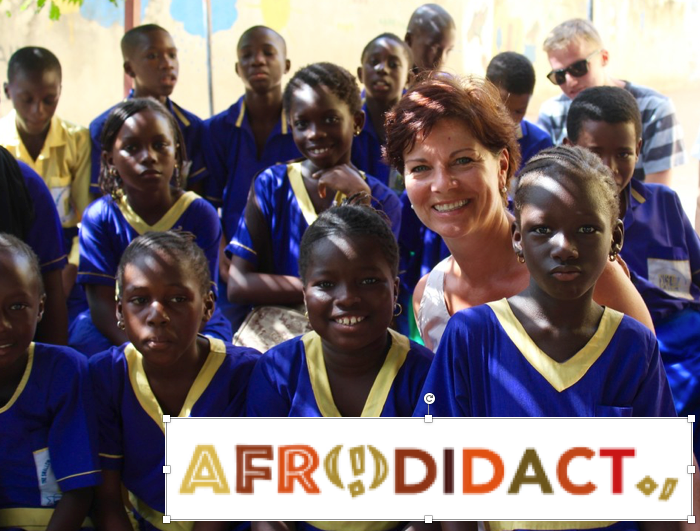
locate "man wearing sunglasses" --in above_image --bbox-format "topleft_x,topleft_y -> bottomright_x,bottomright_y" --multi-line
537,18 -> 685,186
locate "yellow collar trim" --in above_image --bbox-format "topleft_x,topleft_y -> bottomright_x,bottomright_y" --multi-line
487,299 -> 623,392
307,522 -> 399,531
1,112 -> 66,165
235,101 -> 246,127
117,191 -> 197,235
0,343 -> 34,414
630,187 -> 646,204
287,162 -> 365,227
125,336 -> 228,433
302,329 -> 409,417
281,111 -> 288,134
171,104 -> 190,127
129,492 -> 193,531
486,522 -> 617,530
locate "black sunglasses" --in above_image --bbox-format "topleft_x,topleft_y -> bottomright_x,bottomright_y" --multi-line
546,50 -> 601,85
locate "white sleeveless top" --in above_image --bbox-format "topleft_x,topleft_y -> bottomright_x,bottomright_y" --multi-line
417,257 -> 452,351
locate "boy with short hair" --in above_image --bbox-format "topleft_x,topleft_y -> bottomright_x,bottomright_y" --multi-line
89,24 -> 207,192
566,85 -> 700,453
404,4 -> 456,74
202,25 -> 299,330
0,46 -> 91,296
538,18 -> 684,185
486,51 -> 552,170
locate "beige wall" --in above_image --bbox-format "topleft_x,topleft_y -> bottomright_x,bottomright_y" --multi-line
2,0 -> 698,219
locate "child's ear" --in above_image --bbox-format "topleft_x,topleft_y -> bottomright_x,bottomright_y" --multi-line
357,66 -> 364,85
36,294 -> 46,323
235,62 -> 242,79
404,31 -> 413,47
563,137 -> 572,146
497,148 -> 509,190
353,110 -> 366,135
102,151 -> 114,169
635,138 -> 642,159
284,59 -> 291,75
3,82 -> 10,99
202,291 -> 215,325
393,277 -> 400,302
123,60 -> 135,79
611,219 -> 624,257
600,49 -> 610,67
511,219 -> 523,257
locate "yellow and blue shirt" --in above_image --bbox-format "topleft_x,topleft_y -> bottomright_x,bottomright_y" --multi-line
89,337 -> 259,531
0,342 -> 100,530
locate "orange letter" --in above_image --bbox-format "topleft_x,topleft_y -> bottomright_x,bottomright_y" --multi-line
236,445 -> 272,494
395,449 -> 437,494
462,449 -> 504,494
278,445 -> 320,494
557,447 -> 596,495
600,448 -> 635,494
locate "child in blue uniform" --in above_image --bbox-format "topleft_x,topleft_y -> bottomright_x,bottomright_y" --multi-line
227,62 -> 401,310
486,52 -> 553,171
352,33 -> 413,190
89,24 -> 206,194
416,146 -> 676,531
90,231 -> 259,531
202,26 -> 300,330
248,203 -> 433,531
0,234 -> 99,530
71,98 -> 231,356
566,86 -> 700,454
1,145 -> 68,344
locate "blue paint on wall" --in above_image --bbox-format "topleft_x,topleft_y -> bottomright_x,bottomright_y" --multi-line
80,0 -> 149,28
170,0 -> 237,37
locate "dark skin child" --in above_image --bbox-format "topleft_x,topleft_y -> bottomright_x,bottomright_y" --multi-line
227,83 -> 369,306
509,173 -> 623,362
88,108 -> 182,346
0,249 -> 92,530
124,29 -> 178,105
94,249 -> 222,531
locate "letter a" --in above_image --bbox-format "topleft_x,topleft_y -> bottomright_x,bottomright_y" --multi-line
508,449 -> 553,494
180,444 -> 230,494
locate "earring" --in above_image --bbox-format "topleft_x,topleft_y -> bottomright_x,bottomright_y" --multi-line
304,308 -> 309,320
501,186 -> 508,195
117,319 -> 125,331
517,253 -> 525,264
393,303 -> 403,317
609,251 -> 618,262
354,127 -> 362,136
172,164 -> 181,189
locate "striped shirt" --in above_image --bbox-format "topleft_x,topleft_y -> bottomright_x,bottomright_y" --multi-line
537,81 -> 686,181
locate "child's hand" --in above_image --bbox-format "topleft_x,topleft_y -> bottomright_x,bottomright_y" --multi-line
312,164 -> 371,202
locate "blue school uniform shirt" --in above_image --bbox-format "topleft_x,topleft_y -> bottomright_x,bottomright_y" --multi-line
0,343 -> 100,528
517,119 -> 553,171
89,337 -> 258,531
351,101 -> 392,188
89,91 -> 207,193
71,191 -> 231,354
620,178 -> 700,323
248,329 -> 433,417
20,161 -> 67,274
202,96 -> 301,240
415,298 -> 676,418
227,162 -> 402,277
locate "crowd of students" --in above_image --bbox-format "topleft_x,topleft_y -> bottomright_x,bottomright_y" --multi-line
1,3 -> 699,531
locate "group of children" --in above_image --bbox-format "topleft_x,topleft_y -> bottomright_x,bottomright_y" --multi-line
1,4 -> 699,531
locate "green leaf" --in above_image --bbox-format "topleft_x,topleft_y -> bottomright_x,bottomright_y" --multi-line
49,0 -> 60,20
19,0 -> 32,11
37,0 -> 46,7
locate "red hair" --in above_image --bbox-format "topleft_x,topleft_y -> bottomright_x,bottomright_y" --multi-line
384,74 -> 521,184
